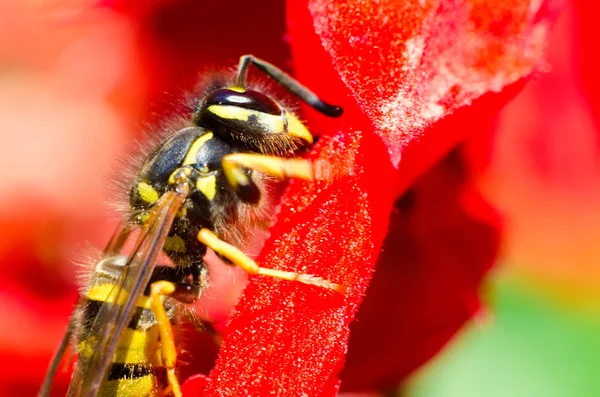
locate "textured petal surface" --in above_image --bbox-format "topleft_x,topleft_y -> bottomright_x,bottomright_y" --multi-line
202,129 -> 397,395
290,0 -> 559,167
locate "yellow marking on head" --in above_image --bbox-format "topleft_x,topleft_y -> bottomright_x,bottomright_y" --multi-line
286,112 -> 313,144
196,174 -> 217,200
271,117 -> 285,133
228,86 -> 246,93
182,133 -> 214,166
137,182 -> 159,204
207,105 -> 285,133
164,235 -> 187,253
207,105 -> 252,121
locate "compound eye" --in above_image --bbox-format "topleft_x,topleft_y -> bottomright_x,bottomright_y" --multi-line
204,88 -> 281,115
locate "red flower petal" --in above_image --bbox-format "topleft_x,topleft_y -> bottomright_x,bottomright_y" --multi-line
340,137 -> 502,391
201,129 -> 396,396
288,0 -> 559,170
181,373 -> 210,396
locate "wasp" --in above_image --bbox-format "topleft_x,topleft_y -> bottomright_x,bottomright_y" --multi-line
39,55 -> 344,397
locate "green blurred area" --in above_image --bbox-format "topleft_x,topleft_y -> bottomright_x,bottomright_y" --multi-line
406,275 -> 600,397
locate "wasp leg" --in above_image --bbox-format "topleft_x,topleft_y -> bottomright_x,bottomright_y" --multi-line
235,55 -> 343,118
197,228 -> 344,293
222,153 -> 320,203
149,281 -> 183,397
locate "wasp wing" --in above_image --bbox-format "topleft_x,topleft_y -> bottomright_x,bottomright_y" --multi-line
38,219 -> 134,397
38,309 -> 77,397
102,221 -> 132,255
68,189 -> 187,397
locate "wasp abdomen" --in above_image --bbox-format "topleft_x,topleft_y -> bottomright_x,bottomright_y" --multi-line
73,256 -> 177,397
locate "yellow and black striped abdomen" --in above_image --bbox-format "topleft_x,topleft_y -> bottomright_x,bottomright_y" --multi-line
77,281 -> 172,397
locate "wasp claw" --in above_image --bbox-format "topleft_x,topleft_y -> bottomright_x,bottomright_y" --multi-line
296,274 -> 345,295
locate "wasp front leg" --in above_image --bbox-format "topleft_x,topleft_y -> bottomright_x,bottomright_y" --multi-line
222,153 -> 325,203
197,229 -> 344,293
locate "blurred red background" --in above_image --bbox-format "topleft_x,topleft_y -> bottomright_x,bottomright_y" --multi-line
0,0 -> 595,395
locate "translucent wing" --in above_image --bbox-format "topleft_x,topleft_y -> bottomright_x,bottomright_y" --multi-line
38,221 -> 132,397
68,187 -> 188,397
38,311 -> 76,397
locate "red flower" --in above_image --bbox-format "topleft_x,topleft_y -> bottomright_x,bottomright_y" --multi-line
183,0 -> 558,395
0,0 -> 559,395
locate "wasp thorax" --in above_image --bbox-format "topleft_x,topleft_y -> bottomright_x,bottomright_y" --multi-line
129,126 -> 233,271
130,124 -> 236,215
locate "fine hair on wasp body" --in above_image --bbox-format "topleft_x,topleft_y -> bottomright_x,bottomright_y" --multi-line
39,55 -> 344,397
